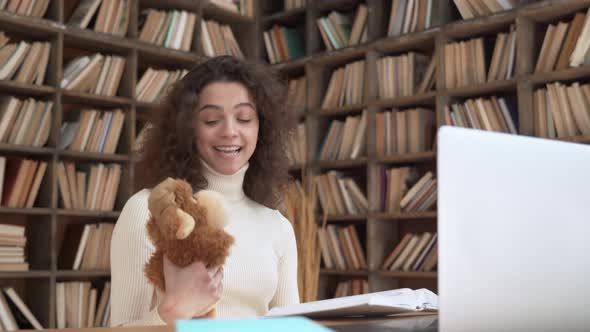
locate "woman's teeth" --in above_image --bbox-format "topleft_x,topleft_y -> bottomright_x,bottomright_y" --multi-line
215,146 -> 241,154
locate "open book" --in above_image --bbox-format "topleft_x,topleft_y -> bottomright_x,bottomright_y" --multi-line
266,288 -> 438,318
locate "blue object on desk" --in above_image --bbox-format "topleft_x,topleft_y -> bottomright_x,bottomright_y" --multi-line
176,316 -> 335,332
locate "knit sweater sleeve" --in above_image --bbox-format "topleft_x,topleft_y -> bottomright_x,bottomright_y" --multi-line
269,211 -> 300,308
110,190 -> 166,326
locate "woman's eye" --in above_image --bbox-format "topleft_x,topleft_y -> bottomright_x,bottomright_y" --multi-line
204,120 -> 219,125
238,118 -> 252,123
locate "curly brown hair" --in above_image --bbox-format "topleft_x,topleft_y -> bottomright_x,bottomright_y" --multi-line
135,56 -> 295,209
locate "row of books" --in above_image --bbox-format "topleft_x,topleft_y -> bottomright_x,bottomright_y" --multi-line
60,108 -> 125,154
0,0 -> 49,18
487,25 -> 517,82
317,5 -> 368,51
0,287 -> 43,330
0,97 -> 52,147
536,9 -> 590,72
315,171 -> 368,216
201,19 -> 244,59
334,279 -> 368,298
321,60 -> 365,109
0,223 -> 27,272
136,67 -> 187,103
444,37 -> 485,88
138,9 -> 196,51
318,224 -> 366,271
67,0 -> 130,37
56,282 -> 111,328
444,96 -> 517,134
0,37 -> 51,85
297,107 -> 436,163
209,0 -> 254,17
57,162 -> 121,211
453,0 -> 521,19
318,111 -> 367,161
61,54 -> 126,97
444,31 -> 516,88
534,82 -> 590,139
286,123 -> 306,166
377,52 -> 433,99
387,0 -> 435,37
71,223 -> 114,271
382,232 -> 437,272
284,0 -> 305,11
0,157 -> 47,210
263,24 -> 304,64
376,108 -> 436,156
379,168 -> 437,213
287,76 -> 306,111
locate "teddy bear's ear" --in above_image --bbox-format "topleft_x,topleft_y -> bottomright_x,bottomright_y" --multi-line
194,190 -> 228,229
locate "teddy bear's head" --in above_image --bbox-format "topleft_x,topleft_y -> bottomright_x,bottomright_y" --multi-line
147,177 -> 228,240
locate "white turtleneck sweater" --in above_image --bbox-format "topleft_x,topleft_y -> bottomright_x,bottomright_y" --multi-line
109,162 -> 299,326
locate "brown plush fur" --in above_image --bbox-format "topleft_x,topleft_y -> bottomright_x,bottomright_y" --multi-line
144,177 -> 234,318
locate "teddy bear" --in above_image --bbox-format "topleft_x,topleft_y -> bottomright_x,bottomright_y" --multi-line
144,177 -> 234,318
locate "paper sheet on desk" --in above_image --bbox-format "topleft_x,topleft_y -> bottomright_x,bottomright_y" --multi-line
266,288 -> 438,318
176,316 -> 335,332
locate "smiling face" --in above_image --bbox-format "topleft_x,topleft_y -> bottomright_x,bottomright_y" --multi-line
193,81 -> 259,175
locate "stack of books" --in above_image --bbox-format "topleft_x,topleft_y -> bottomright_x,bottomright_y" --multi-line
318,111 -> 367,161
0,224 -> 27,272
534,82 -> 590,139
377,52 -> 434,99
316,5 -> 368,51
0,97 -> 53,147
67,0 -> 130,36
387,0 -> 435,36
138,9 -> 197,51
60,108 -> 125,154
315,172 -> 368,215
56,282 -> 111,328
375,108 -> 436,156
0,0 -> 49,18
322,60 -> 365,109
61,54 -> 126,96
136,68 -> 187,103
382,232 -> 437,272
453,0 -> 521,19
263,25 -> 304,63
0,157 -> 48,209
443,96 -> 518,134
57,162 -> 121,211
201,20 -> 244,59
318,224 -> 366,270
379,168 -> 437,213
0,34 -> 51,85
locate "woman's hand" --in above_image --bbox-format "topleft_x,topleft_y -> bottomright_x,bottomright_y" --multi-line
157,256 -> 223,324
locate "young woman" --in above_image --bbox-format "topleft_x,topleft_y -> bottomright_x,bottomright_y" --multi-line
110,56 -> 299,326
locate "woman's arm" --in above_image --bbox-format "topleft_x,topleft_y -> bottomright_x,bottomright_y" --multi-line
110,190 -> 226,325
110,190 -> 166,326
270,212 -> 300,308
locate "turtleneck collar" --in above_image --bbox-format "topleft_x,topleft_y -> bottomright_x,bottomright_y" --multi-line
200,159 -> 248,203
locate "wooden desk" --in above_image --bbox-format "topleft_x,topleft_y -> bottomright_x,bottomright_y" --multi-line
38,313 -> 438,332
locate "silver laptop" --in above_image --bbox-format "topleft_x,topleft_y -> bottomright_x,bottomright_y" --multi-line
437,126 -> 590,332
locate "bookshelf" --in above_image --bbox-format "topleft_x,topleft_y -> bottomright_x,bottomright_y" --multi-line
2,0 -> 590,328
0,0 -> 259,328
270,0 -> 590,301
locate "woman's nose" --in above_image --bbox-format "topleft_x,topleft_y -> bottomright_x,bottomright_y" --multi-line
221,119 -> 238,137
